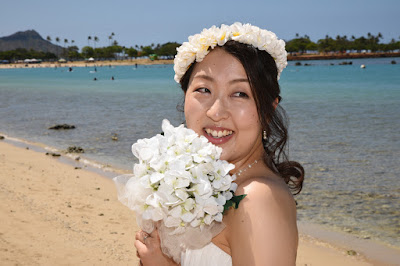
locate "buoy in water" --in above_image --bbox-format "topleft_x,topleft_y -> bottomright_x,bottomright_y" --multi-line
360,64 -> 366,69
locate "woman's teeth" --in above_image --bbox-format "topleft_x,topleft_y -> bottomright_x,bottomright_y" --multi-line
205,128 -> 233,138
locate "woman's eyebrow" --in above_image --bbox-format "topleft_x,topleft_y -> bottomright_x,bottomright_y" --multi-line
192,75 -> 248,84
229,78 -> 249,84
192,74 -> 214,82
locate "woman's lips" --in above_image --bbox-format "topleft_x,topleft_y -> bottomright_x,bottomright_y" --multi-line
203,127 -> 234,145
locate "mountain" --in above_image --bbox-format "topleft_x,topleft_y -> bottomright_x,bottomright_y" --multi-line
0,30 -> 62,54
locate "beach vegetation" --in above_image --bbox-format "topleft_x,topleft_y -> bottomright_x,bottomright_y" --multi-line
154,42 -> 181,57
286,33 -> 400,54
0,48 -> 57,61
65,46 -> 82,60
126,47 -> 139,59
286,35 -> 316,53
141,45 -> 154,57
81,46 -> 95,58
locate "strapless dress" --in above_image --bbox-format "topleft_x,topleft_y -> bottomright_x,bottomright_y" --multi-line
181,242 -> 232,266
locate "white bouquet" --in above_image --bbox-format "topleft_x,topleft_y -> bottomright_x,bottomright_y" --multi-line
113,119 -> 244,263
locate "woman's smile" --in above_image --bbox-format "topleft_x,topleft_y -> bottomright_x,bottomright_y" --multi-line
203,126 -> 234,145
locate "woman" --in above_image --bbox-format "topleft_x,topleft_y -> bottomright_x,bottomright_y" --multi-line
134,23 -> 304,265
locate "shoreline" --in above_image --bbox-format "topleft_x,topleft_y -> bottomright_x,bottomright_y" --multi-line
0,52 -> 399,69
0,58 -> 174,69
287,52 -> 400,61
1,135 -> 399,265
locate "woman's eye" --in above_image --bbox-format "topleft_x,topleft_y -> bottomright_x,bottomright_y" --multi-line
195,87 -> 210,93
233,92 -> 249,98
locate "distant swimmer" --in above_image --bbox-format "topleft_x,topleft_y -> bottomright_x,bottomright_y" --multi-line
69,67 -> 73,72
111,76 -> 115,80
360,64 -> 366,69
94,77 -> 97,81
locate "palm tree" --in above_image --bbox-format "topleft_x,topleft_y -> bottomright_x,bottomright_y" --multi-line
46,36 -> 52,42
94,36 -> 99,58
94,36 -> 99,49
55,37 -> 60,58
64,39 -> 68,58
109,32 -> 115,46
88,36 -> 92,47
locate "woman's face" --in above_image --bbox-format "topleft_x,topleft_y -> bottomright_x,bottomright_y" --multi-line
184,48 -> 264,165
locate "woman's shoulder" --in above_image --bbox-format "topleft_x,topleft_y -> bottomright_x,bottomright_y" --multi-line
224,174 -> 298,265
236,173 -> 295,207
227,172 -> 297,231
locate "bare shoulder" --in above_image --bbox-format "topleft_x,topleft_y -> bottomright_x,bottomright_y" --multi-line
226,175 -> 298,265
236,175 -> 295,204
232,175 -> 297,232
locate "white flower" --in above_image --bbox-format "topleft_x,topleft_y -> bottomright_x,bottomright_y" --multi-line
174,22 -> 287,83
113,119 -> 239,263
116,119 -> 237,231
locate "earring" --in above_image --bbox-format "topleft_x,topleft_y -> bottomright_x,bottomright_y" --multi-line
263,130 -> 267,140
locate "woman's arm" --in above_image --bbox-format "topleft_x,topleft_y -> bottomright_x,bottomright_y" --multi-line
228,177 -> 298,266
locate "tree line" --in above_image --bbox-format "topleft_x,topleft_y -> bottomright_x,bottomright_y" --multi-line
1,32 -> 399,61
286,33 -> 400,54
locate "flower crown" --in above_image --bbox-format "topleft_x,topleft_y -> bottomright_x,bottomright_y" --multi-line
174,22 -> 288,83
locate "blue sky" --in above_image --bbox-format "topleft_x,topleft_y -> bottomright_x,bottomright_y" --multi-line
1,0 -> 399,49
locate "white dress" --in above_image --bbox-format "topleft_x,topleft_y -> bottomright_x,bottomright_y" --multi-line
181,242 -> 232,266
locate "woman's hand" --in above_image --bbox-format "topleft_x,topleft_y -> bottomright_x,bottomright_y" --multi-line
135,228 -> 178,266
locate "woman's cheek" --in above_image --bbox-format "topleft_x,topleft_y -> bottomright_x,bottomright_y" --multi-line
184,96 -> 202,130
235,106 -> 259,127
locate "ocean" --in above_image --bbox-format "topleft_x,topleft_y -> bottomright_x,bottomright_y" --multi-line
1,57 -> 399,249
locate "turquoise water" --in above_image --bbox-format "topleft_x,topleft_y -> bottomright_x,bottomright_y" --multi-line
1,58 -> 399,248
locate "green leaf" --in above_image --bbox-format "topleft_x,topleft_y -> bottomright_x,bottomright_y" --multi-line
223,193 -> 247,214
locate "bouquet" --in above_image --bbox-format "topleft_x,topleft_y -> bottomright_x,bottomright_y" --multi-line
113,119 -> 244,263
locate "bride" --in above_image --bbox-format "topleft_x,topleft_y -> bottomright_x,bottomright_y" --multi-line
134,22 -> 304,265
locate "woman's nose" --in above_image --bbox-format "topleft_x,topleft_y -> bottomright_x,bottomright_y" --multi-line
206,98 -> 229,121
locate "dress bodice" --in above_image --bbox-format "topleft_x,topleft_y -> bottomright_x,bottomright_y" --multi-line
181,242 -> 232,266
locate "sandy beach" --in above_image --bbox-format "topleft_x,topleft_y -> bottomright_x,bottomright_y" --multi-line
0,138 -> 396,265
0,58 -> 174,69
0,52 -> 398,70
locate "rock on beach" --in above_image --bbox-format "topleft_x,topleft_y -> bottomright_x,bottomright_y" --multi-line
48,124 -> 76,130
67,146 -> 85,153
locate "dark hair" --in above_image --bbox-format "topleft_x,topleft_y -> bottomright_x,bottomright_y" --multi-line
179,40 -> 304,195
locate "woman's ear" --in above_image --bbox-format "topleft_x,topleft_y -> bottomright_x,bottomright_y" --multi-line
273,97 -> 279,110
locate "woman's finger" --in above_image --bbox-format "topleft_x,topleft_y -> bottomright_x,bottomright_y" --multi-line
135,230 -> 141,240
134,239 -> 147,254
135,230 -> 150,243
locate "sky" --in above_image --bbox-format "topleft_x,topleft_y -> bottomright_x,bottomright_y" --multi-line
1,0 -> 399,50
